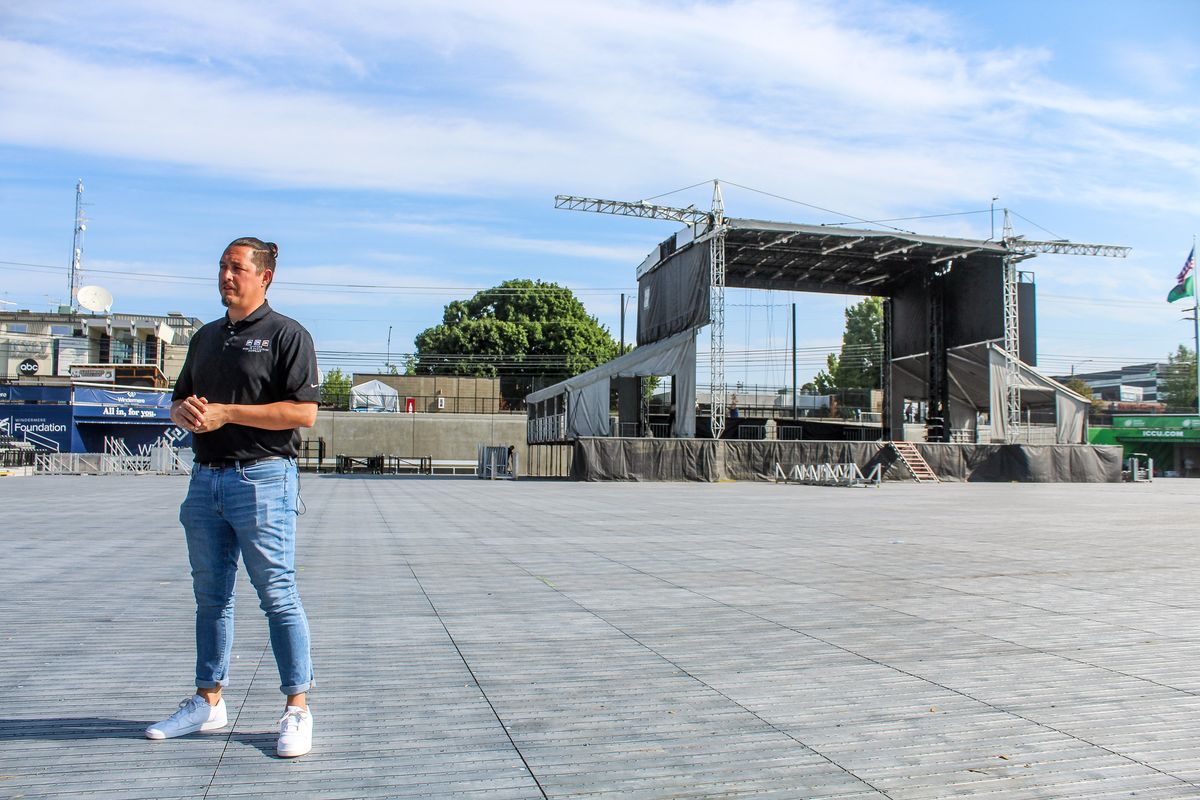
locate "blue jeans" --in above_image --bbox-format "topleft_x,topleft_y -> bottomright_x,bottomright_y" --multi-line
180,457 -> 314,696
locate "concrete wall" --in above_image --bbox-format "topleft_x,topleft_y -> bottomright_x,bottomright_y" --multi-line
307,410 -> 571,476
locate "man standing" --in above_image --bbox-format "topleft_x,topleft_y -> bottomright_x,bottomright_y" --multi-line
145,237 -> 319,758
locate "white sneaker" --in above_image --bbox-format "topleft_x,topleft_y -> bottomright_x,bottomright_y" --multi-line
145,695 -> 227,740
276,705 -> 313,758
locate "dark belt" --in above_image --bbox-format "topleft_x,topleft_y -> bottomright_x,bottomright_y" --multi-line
198,455 -> 286,469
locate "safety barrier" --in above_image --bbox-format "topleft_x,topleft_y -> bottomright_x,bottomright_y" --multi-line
477,445 -> 518,480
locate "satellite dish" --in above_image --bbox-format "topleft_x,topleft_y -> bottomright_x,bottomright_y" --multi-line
77,285 -> 113,313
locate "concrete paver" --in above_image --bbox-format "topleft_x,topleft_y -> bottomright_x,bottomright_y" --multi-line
2,475 -> 1200,798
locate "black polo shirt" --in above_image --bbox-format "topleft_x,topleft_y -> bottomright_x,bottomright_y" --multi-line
173,301 -> 320,463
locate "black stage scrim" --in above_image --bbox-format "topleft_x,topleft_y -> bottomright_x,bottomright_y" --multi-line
571,438 -> 1122,483
637,242 -> 710,345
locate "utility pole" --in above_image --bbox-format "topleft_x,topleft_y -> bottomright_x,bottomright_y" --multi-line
386,326 -> 392,373
791,302 -> 797,419
619,292 -> 626,355
1193,234 -> 1199,416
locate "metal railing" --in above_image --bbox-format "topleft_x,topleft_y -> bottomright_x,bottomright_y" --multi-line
736,424 -> 766,440
0,447 -> 35,468
21,429 -> 61,452
777,424 -> 804,441
324,391 -> 519,414
528,413 -> 568,444
1008,423 -> 1058,445
34,444 -> 191,475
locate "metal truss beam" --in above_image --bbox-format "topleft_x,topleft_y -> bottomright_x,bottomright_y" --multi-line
1006,237 -> 1130,258
554,195 -> 710,226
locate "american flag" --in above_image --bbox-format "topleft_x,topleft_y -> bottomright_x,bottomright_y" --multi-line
1178,246 -> 1195,283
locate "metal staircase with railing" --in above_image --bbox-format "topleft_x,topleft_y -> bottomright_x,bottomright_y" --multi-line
887,441 -> 939,483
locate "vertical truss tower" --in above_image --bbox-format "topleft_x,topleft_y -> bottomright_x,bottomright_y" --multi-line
1001,212 -> 1129,441
555,182 -> 728,437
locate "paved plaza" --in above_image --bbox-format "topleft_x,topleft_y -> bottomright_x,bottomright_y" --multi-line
4,474 -> 1200,799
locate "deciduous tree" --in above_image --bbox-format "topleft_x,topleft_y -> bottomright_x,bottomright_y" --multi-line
320,367 -> 351,408
1161,344 -> 1198,410
813,297 -> 883,390
412,279 -> 619,403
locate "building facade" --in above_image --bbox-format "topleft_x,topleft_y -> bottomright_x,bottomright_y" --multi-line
1060,363 -> 1166,403
0,309 -> 202,386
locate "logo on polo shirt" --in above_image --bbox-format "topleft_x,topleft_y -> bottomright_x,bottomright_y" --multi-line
243,338 -> 271,353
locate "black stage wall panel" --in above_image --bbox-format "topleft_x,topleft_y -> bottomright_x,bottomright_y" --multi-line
943,259 -> 1003,349
1018,281 -> 1036,366
888,257 -> 1035,362
889,277 -> 928,358
637,244 -> 710,346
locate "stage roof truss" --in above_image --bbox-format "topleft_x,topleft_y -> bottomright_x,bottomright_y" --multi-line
717,219 -> 1010,297
554,194 -> 710,226
1006,236 -> 1131,258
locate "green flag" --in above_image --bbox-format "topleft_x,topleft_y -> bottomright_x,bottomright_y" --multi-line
1168,247 -> 1196,303
1168,274 -> 1194,303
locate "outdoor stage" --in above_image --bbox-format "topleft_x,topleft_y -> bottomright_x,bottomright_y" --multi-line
570,438 -> 1124,483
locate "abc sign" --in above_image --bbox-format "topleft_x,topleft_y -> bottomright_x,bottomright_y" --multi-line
18,358 -> 40,376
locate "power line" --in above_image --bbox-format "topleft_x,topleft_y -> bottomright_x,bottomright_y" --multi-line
639,180 -> 715,203
717,179 -> 915,234
0,261 -> 635,296
1008,210 -> 1066,241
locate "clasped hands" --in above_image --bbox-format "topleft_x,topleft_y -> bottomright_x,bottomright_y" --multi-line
173,395 -> 232,434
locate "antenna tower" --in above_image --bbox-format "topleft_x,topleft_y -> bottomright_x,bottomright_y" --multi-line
68,180 -> 87,310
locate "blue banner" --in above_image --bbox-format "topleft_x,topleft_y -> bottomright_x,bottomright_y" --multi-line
0,405 -> 80,451
72,387 -> 173,421
75,422 -> 191,453
0,385 -> 72,404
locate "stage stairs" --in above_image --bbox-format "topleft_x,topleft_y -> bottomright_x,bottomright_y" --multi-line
887,441 -> 939,483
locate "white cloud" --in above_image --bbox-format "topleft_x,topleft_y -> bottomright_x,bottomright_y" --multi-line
0,0 -> 1195,220
2,0 -> 1198,371
354,219 -> 649,263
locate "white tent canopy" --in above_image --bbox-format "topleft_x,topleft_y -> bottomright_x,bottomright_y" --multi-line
526,330 -> 697,440
891,342 -> 1089,444
350,379 -> 399,412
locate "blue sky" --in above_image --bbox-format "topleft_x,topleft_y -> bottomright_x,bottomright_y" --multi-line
1,0 -> 1197,387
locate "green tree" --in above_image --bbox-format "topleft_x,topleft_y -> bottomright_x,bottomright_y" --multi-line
813,297 -> 883,390
412,279 -> 620,402
1161,344 -> 1198,410
811,354 -> 839,393
320,367 -> 352,408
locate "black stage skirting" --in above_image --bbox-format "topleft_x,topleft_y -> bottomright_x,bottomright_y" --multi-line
570,438 -> 1122,483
